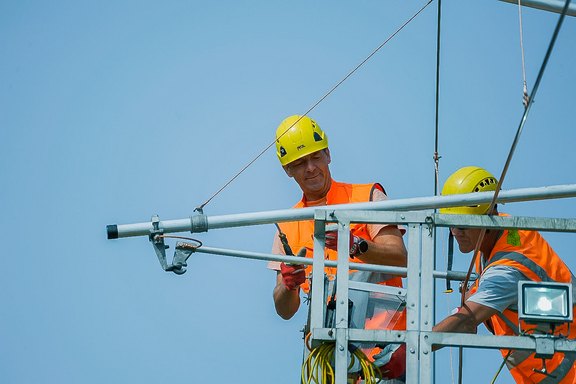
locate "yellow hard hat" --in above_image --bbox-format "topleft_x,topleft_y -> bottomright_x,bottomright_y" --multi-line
440,166 -> 498,215
275,115 -> 328,166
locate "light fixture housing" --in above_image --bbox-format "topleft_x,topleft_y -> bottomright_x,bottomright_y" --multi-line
518,281 -> 573,325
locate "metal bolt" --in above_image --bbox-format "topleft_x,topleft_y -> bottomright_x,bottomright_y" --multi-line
339,345 -> 345,351
410,348 -> 415,354
423,350 -> 429,355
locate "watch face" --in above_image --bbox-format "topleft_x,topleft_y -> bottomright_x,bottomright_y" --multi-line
359,239 -> 368,254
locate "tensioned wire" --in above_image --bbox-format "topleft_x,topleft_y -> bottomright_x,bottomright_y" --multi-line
457,1 -> 572,382
428,1 -> 572,382
430,1 -> 463,383
459,0 -> 573,303
195,0 -> 434,212
433,0 -> 442,197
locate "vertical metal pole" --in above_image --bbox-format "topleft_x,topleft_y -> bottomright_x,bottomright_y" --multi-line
311,213 -> 328,334
419,218 -> 436,384
405,224 -> 422,384
334,219 -> 352,384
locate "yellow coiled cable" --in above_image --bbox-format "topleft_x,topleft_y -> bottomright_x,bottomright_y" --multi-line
301,339 -> 381,384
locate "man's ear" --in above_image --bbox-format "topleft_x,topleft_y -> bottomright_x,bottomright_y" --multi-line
283,165 -> 293,178
325,148 -> 331,164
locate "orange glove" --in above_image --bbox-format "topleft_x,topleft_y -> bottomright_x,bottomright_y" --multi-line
373,344 -> 406,380
280,263 -> 306,290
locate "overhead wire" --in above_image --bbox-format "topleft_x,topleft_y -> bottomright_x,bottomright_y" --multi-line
460,0 -> 572,300
457,0 -> 573,375
195,0 -> 434,212
431,1 -> 461,383
444,2 -> 573,382
433,0 -> 442,197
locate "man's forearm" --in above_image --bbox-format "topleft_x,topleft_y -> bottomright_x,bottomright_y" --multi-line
431,312 -> 478,351
433,312 -> 478,334
357,239 -> 407,267
273,276 -> 300,320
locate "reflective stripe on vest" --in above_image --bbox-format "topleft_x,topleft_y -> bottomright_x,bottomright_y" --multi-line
507,351 -> 576,383
539,353 -> 576,384
488,251 -> 552,282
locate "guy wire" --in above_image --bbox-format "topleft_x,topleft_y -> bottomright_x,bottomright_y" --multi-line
196,0 -> 434,211
431,2 -> 461,383
456,2 -> 571,382
459,0 -> 573,317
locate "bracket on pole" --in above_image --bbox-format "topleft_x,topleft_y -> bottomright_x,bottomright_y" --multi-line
148,215 -> 197,275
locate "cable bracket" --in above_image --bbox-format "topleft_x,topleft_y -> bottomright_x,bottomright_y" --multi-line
148,215 -> 197,275
191,213 -> 208,233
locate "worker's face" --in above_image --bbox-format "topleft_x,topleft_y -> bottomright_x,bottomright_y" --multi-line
450,227 -> 482,253
284,149 -> 331,200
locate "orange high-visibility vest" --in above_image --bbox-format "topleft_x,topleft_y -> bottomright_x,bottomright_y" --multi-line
476,216 -> 576,383
278,180 -> 406,335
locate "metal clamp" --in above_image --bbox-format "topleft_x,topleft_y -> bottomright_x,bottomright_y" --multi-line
148,215 -> 198,275
425,215 -> 434,237
532,334 -> 556,359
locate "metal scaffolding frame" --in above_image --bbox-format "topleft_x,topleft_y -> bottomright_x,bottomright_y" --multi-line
307,210 -> 576,384
106,184 -> 576,383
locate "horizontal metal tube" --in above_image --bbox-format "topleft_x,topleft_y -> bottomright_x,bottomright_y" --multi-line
186,245 -> 474,280
196,246 -> 407,275
499,0 -> 576,16
107,184 -> 576,239
426,331 -> 576,352
313,328 -> 405,344
315,329 -> 576,353
434,214 -> 576,233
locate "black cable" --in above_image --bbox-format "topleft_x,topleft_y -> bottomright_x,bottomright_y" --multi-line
458,3 -> 572,383
446,232 -> 454,293
434,0 -> 442,197
460,0 -> 573,307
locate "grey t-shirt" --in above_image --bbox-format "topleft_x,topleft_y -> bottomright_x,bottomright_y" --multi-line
467,265 -> 528,313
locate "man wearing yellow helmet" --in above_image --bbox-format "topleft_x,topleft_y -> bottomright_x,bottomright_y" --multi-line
433,166 -> 576,383
269,115 -> 408,382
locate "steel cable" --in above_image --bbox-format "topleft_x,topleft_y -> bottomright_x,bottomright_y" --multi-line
195,0 -> 434,211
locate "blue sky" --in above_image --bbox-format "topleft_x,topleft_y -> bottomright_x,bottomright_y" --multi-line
1,1 -> 575,383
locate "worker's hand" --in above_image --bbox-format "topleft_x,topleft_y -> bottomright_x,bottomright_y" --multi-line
325,230 -> 363,257
373,344 -> 406,380
280,260 -> 306,291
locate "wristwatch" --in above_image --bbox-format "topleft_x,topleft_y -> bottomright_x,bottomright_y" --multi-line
350,237 -> 368,258
358,238 -> 368,254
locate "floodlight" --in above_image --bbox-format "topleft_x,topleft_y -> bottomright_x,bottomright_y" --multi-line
518,281 -> 573,325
